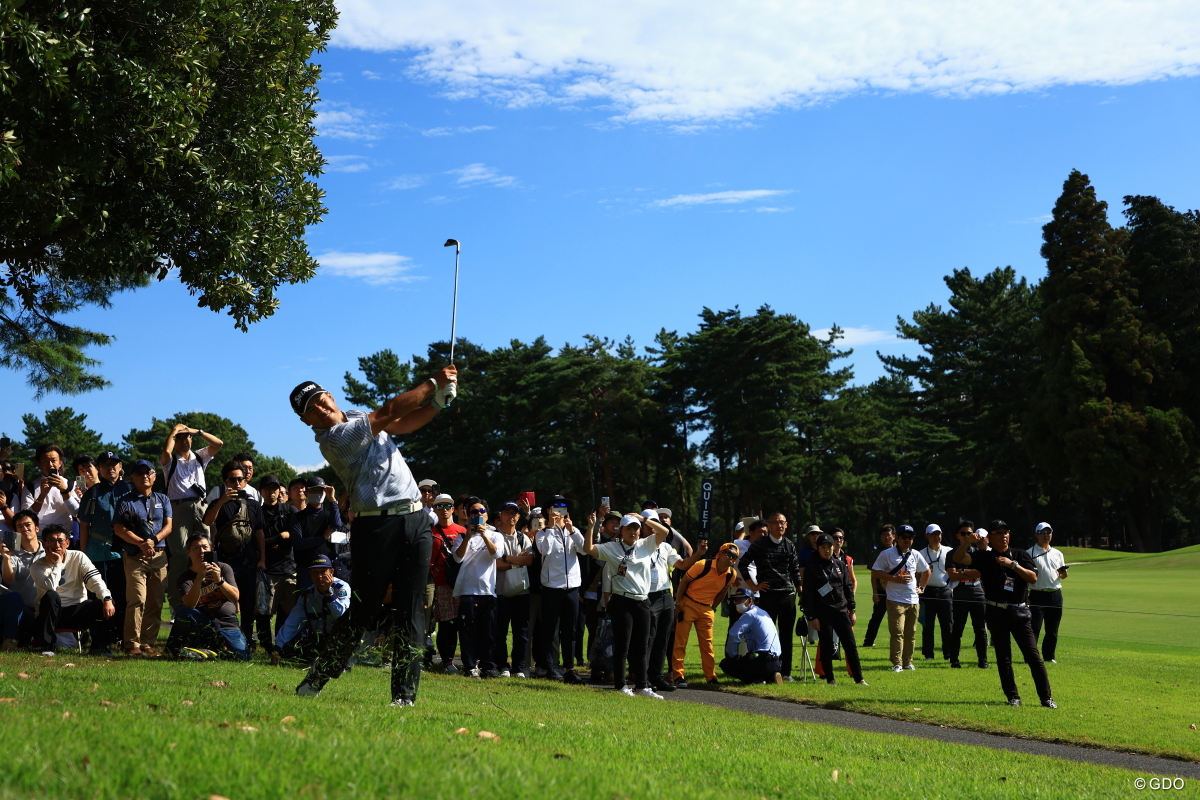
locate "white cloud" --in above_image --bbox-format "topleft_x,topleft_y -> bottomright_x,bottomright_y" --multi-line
317,251 -> 425,285
448,162 -> 516,187
812,326 -> 898,347
288,461 -> 329,475
653,189 -> 790,208
362,70 -> 382,80
755,206 -> 793,213
326,155 -> 371,173
421,125 -> 495,136
383,174 -> 427,190
316,102 -> 384,140
330,0 -> 1200,122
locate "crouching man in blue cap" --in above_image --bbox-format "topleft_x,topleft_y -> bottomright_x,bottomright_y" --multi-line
270,555 -> 351,666
720,588 -> 784,685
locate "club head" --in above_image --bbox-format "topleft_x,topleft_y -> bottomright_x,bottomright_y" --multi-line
443,239 -> 460,249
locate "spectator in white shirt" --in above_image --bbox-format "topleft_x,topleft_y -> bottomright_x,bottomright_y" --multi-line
452,496 -> 504,678
919,524 -> 955,662
585,512 -> 672,698
493,501 -> 534,678
534,497 -> 585,683
1027,522 -> 1067,663
31,524 -> 114,655
159,424 -> 224,606
21,444 -> 80,533
870,525 -> 930,672
418,479 -> 439,523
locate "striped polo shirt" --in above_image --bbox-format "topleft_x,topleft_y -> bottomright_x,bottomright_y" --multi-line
313,410 -> 420,513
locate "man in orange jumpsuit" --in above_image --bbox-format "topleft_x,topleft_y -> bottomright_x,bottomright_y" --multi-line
670,542 -> 740,687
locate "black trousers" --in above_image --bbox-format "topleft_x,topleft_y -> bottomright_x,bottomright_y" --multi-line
1029,589 -> 1063,661
817,607 -> 864,682
949,585 -> 988,664
539,586 -> 579,670
458,595 -> 497,671
608,594 -> 652,690
920,586 -> 954,659
35,592 -> 102,651
985,604 -> 1052,703
93,558 -> 127,651
755,591 -> 796,674
306,510 -> 432,703
863,597 -> 887,646
233,565 -> 258,649
645,590 -> 675,681
494,593 -> 531,672
720,651 -> 781,684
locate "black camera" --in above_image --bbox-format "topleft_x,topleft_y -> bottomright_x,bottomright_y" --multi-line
236,490 -> 250,500
202,551 -> 218,564
189,483 -> 205,500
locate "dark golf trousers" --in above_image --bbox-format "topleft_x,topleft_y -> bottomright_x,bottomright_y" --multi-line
608,593 -> 652,690
35,592 -> 102,651
494,593 -> 531,672
755,591 -> 797,675
233,565 -> 258,648
1029,589 -> 1063,661
539,586 -> 579,671
985,605 -> 1052,703
93,558 -> 127,651
862,597 -> 887,646
458,594 -> 497,671
948,584 -> 988,664
307,510 -> 432,702
644,590 -> 675,681
920,586 -> 954,659
817,608 -> 864,682
721,651 -> 781,684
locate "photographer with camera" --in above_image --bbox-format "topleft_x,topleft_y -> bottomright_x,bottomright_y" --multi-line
1,510 -> 44,650
953,520 -> 1055,708
160,424 -> 224,606
77,451 -> 132,655
452,497 -> 504,678
271,554 -> 350,665
113,460 -> 173,655
0,459 -> 26,545
166,533 -> 249,660
534,496 -> 586,684
21,444 -> 79,533
202,461 -> 267,650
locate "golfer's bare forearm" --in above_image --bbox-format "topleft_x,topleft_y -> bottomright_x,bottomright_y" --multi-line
382,403 -> 439,435
372,382 -> 436,434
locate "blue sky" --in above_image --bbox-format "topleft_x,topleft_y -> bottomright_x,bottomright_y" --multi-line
5,0 -> 1200,470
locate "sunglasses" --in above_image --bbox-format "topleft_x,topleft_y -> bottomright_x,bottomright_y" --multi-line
433,504 -> 453,510
225,476 -> 247,484
833,536 -> 844,541
551,502 -> 568,508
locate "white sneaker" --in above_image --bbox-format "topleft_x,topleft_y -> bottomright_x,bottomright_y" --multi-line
620,686 -> 636,697
469,667 -> 482,678
903,664 -> 916,671
499,670 -> 511,678
513,671 -> 528,678
296,681 -> 321,697
782,675 -> 795,682
389,698 -> 415,707
638,688 -> 664,700
891,665 -> 904,672
443,663 -> 459,675
40,651 -> 55,657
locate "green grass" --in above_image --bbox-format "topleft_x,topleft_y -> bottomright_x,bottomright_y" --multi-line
0,655 -> 1160,800
687,546 -> 1200,761
1056,546 -> 1150,563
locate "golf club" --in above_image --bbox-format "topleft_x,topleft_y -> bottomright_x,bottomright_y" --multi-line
442,238 -> 461,406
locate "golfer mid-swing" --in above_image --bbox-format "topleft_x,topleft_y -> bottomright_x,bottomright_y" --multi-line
289,367 -> 457,706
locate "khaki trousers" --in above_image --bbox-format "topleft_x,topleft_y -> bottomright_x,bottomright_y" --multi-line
124,550 -> 168,650
887,599 -> 919,666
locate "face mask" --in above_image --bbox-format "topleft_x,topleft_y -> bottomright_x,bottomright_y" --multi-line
735,602 -> 750,614
306,493 -> 324,505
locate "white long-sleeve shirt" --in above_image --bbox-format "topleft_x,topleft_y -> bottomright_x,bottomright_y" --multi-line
535,525 -> 584,589
21,482 -> 80,529
31,550 -> 109,606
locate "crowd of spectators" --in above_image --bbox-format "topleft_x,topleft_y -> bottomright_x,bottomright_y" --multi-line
0,437 -> 1066,705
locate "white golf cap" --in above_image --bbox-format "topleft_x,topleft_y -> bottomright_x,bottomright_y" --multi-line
734,521 -> 744,532
418,479 -> 438,489
925,524 -> 942,535
1035,522 -> 1053,533
657,508 -> 673,518
641,508 -> 660,521
433,493 -> 454,504
976,528 -> 989,537
620,514 -> 645,528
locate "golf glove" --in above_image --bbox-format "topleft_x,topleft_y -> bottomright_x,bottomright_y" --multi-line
433,380 -> 458,409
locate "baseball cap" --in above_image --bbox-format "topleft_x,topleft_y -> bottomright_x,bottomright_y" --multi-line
640,500 -> 658,510
976,528 -> 989,538
95,450 -> 121,464
304,476 -> 326,489
433,493 -> 454,505
718,542 -> 740,557
897,525 -> 915,537
548,494 -> 569,508
308,554 -> 334,570
657,508 -> 673,518
258,473 -> 282,488
925,524 -> 942,535
604,510 -> 623,521
1035,522 -> 1053,533
989,519 -> 1010,532
730,587 -> 753,599
290,381 -> 328,416
498,501 -> 520,513
734,521 -> 744,532
418,479 -> 438,490
131,459 -> 156,473
815,533 -> 835,547
640,508 -> 660,521
620,514 -> 645,529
